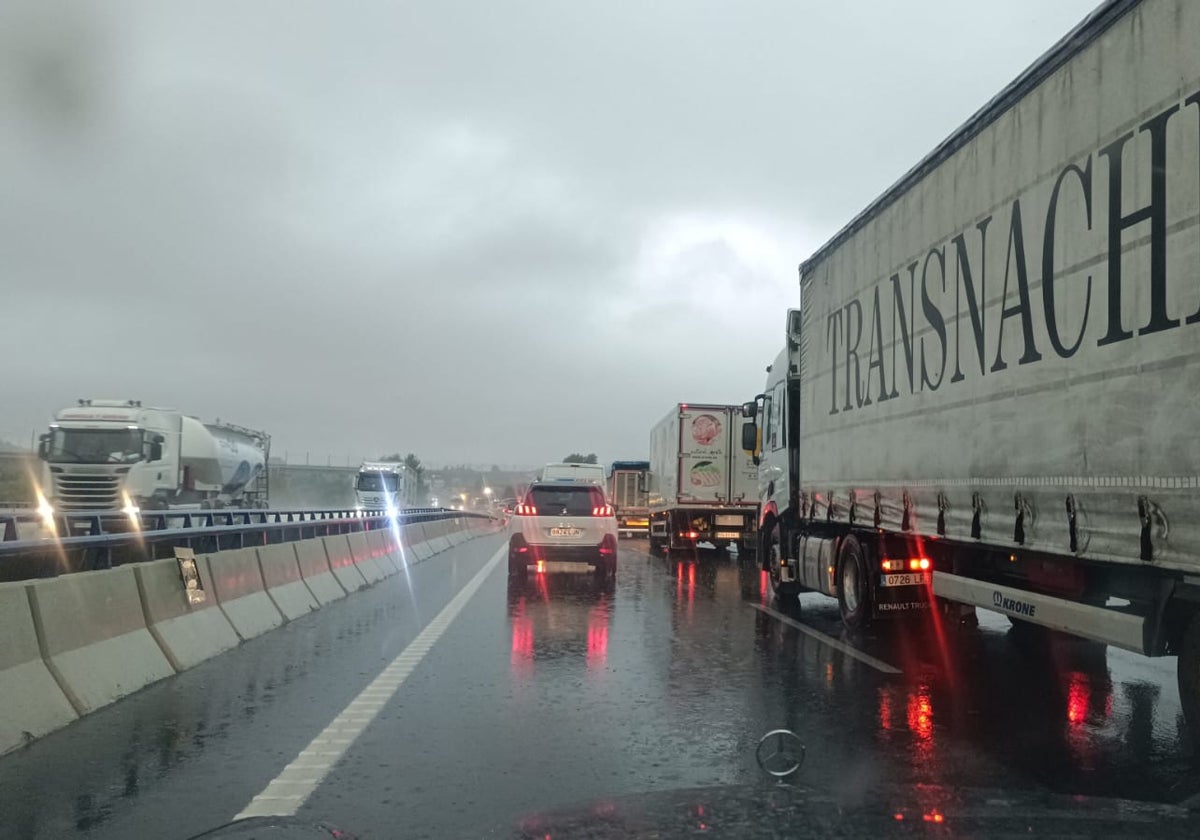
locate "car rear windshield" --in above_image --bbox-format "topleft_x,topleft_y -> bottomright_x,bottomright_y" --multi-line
528,485 -> 606,516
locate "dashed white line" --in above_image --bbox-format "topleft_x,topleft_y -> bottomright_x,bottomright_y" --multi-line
235,543 -> 506,819
751,603 -> 902,675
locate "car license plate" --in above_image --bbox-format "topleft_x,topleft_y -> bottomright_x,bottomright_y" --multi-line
529,561 -> 593,573
880,573 -> 928,587
715,531 -> 740,539
549,527 -> 582,537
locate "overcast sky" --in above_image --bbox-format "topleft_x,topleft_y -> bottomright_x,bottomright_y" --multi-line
1,0 -> 1101,466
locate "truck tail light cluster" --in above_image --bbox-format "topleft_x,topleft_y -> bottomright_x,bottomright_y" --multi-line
881,557 -> 931,572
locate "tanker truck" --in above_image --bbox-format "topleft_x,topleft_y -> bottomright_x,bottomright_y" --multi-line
37,399 -> 270,513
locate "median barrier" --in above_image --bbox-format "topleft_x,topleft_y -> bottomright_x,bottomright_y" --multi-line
26,566 -> 175,715
426,520 -> 453,554
408,523 -> 434,562
370,529 -> 399,575
134,556 -> 241,672
202,547 -> 285,640
294,538 -> 346,604
367,528 -> 400,574
257,544 -> 319,620
323,535 -> 368,592
346,531 -> 387,583
0,581 -> 77,754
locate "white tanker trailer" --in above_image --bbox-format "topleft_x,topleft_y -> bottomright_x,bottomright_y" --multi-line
37,399 -> 269,513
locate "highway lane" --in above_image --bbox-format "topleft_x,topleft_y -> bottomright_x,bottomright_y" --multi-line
1,538 -> 1197,838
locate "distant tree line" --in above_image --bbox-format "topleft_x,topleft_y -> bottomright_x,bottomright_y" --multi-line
563,453 -> 598,464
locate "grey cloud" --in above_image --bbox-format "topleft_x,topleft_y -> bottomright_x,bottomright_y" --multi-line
2,0 -> 1101,466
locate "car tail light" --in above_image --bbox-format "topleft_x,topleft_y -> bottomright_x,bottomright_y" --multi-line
515,503 -> 537,516
592,504 -> 614,517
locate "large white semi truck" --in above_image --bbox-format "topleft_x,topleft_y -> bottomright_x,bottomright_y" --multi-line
647,404 -> 758,554
38,399 -> 269,512
739,0 -> 1200,746
353,461 -> 418,512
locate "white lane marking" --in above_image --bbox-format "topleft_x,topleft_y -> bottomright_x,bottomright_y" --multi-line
751,603 -> 902,675
236,543 -> 505,819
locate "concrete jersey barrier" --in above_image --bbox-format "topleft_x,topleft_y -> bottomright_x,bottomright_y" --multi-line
426,520 -> 453,554
294,538 -> 346,604
203,547 -> 285,639
345,531 -> 386,583
408,523 -> 435,562
134,556 -> 241,672
0,581 -> 78,754
323,535 -> 368,592
25,566 -> 175,715
366,528 -> 399,574
257,544 -> 319,620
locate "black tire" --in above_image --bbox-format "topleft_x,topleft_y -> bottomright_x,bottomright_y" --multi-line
765,522 -> 798,603
836,534 -> 871,631
595,557 -> 616,582
508,550 -> 527,580
1177,612 -> 1200,751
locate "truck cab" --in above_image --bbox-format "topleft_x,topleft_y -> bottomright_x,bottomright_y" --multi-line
354,462 -> 414,514
39,400 -> 176,513
740,310 -> 934,624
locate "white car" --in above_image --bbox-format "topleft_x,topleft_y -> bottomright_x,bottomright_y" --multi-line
508,481 -> 618,580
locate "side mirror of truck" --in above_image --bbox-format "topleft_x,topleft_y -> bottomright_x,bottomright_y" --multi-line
37,434 -> 49,460
741,422 -> 759,454
741,402 -> 757,419
149,434 -> 164,461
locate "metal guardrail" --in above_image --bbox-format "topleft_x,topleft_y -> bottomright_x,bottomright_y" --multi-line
0,507 -> 494,582
0,506 -> 450,542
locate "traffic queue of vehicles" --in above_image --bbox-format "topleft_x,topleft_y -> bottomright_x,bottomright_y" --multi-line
509,0 -> 1200,754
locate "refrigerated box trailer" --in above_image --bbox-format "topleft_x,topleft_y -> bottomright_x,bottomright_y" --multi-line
648,404 -> 757,554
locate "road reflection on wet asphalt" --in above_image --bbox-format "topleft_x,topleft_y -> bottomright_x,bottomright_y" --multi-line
0,536 -> 1196,840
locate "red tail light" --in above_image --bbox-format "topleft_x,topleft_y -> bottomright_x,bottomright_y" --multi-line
592,504 -> 614,517
882,557 -> 931,572
515,503 -> 538,516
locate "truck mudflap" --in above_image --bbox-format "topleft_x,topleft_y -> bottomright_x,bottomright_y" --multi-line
872,576 -> 933,618
932,571 -> 1148,655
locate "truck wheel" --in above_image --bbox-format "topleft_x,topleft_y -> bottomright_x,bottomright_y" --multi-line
1178,611 -> 1200,750
766,523 -> 798,603
836,534 -> 871,631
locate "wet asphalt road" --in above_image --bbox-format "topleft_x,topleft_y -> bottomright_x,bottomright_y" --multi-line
0,534 -> 1198,838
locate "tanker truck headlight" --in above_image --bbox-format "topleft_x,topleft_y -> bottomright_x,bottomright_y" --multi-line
121,492 -> 140,519
36,490 -> 55,526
